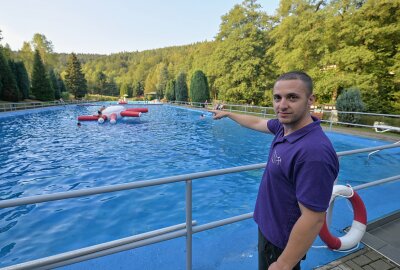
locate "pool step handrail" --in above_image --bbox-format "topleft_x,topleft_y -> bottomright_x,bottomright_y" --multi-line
368,140 -> 400,159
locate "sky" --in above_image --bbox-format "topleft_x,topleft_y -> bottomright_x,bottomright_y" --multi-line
0,0 -> 280,55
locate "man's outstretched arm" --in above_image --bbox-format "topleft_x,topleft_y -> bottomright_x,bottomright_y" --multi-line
209,110 -> 271,133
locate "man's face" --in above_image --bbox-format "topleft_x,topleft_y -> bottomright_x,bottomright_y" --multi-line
272,79 -> 314,126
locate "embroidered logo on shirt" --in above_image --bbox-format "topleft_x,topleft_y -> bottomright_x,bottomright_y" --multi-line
271,150 -> 281,165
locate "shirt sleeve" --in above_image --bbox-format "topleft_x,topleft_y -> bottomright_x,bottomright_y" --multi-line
267,119 -> 281,135
294,160 -> 338,212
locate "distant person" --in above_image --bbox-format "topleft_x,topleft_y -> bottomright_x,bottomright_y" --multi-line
200,114 -> 205,119
77,122 -> 81,127
213,103 -> 224,110
209,71 -> 339,270
98,106 -> 106,116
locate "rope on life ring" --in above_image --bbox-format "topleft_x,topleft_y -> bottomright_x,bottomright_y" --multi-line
319,185 -> 367,250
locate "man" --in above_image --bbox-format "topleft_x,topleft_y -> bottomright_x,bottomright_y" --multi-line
210,71 -> 339,270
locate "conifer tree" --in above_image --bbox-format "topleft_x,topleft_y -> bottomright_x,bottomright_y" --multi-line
64,53 -> 87,99
132,81 -> 144,97
8,60 -> 22,101
56,73 -> 66,93
127,84 -> 133,98
189,70 -> 210,103
165,79 -> 175,101
48,69 -> 61,100
31,49 -> 54,101
95,71 -> 107,95
0,74 -> 2,99
156,63 -> 168,99
103,78 -> 118,96
175,72 -> 188,102
120,83 -> 129,97
31,33 -> 57,68
0,31 -> 2,97
0,47 -> 20,102
18,42 -> 34,75
144,67 -> 158,95
14,61 -> 30,99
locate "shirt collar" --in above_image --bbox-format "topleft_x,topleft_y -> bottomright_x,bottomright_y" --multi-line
283,116 -> 321,144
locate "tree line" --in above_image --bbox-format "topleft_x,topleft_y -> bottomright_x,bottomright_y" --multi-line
1,0 -> 399,113
0,32 -> 88,102
80,0 -> 400,113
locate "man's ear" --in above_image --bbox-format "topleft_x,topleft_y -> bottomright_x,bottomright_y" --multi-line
308,94 -> 315,106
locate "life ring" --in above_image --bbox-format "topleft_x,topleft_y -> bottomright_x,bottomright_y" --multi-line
319,185 -> 367,250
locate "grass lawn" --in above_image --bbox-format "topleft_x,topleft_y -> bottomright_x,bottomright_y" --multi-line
321,122 -> 400,141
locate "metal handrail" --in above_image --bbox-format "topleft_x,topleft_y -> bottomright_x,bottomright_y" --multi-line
168,101 -> 400,131
0,100 -> 95,113
0,163 -> 265,209
1,143 -> 400,270
2,222 -> 197,270
1,143 -> 398,209
169,100 -> 400,117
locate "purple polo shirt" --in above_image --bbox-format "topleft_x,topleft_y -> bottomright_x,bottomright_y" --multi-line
254,117 -> 339,249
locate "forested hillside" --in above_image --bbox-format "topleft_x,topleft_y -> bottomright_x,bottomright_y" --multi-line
1,0 -> 399,113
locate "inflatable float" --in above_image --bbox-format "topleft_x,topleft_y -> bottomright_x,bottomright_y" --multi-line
78,105 -> 148,124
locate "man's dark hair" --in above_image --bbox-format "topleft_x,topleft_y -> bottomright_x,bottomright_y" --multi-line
276,71 -> 313,95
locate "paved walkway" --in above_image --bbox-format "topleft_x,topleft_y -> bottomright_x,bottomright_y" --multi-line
315,247 -> 399,270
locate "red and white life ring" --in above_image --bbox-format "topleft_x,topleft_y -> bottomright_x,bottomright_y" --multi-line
319,185 -> 367,250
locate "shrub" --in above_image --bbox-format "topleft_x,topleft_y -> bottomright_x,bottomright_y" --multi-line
61,92 -> 71,101
336,88 -> 365,124
189,70 -> 210,103
175,72 -> 188,102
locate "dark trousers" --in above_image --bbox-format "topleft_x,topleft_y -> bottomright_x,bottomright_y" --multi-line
258,229 -> 302,270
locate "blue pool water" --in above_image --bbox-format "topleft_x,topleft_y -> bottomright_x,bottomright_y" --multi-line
0,104 -> 399,269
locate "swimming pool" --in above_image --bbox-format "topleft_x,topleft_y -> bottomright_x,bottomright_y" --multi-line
0,104 -> 399,269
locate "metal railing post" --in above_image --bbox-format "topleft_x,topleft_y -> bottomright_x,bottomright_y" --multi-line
186,179 -> 193,270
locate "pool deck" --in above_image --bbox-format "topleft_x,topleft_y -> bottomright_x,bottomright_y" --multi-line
315,246 -> 399,270
316,210 -> 400,270
324,126 -> 400,143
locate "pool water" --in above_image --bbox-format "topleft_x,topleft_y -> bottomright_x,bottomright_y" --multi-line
0,104 -> 399,268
